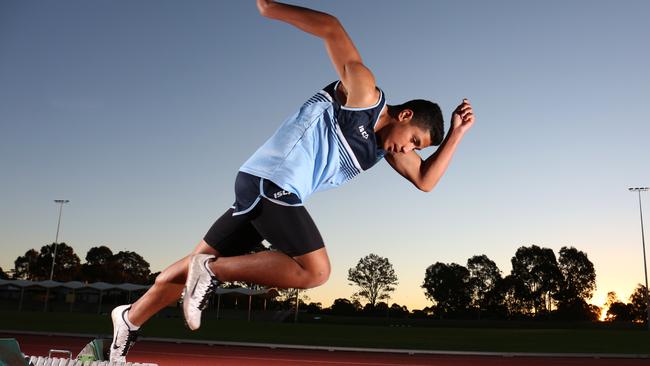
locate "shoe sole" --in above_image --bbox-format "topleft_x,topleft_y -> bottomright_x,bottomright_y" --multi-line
109,306 -> 125,361
183,255 -> 204,330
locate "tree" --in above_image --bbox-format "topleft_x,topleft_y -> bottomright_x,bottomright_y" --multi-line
410,308 -> 430,319
363,301 -> 389,317
554,247 -> 597,320
629,284 -> 649,323
0,267 -> 8,280
510,245 -> 562,315
86,246 -> 113,265
389,303 -> 409,318
14,249 -> 39,280
603,291 -> 620,321
555,298 -> 601,321
147,271 -> 161,285
28,243 -> 81,281
604,292 -> 634,322
556,247 -> 596,303
81,246 -> 114,282
348,254 -> 398,307
304,302 -> 322,314
329,298 -> 358,316
588,304 -> 603,321
467,255 -> 502,313
606,302 -> 635,322
109,251 -> 151,284
422,262 -> 471,318
274,288 -> 310,310
497,274 -> 529,318
604,291 -> 618,310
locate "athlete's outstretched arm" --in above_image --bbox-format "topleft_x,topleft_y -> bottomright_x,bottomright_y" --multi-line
256,0 -> 378,107
386,99 -> 475,192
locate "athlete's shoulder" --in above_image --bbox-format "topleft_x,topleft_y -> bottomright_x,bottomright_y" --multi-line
322,80 -> 384,110
322,80 -> 339,102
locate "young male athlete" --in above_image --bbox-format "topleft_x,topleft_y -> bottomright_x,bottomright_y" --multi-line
110,0 -> 475,361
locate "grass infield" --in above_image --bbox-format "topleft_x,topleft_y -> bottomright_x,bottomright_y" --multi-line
2,310 -> 650,354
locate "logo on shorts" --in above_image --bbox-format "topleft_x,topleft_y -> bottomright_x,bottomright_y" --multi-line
358,125 -> 369,139
273,190 -> 291,199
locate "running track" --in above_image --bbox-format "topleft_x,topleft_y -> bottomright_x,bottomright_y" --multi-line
4,333 -> 648,366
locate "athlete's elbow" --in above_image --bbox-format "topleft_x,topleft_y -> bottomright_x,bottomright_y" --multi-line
257,0 -> 272,17
322,15 -> 344,39
258,0 -> 289,19
419,185 -> 434,193
417,179 -> 436,193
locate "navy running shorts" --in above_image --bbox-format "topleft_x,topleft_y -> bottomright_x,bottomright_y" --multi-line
203,172 -> 325,257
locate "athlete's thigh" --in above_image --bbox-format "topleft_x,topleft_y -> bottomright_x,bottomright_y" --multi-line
203,207 -> 265,257
251,198 -> 325,258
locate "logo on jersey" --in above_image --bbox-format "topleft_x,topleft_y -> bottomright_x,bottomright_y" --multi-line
273,190 -> 291,199
358,125 -> 369,140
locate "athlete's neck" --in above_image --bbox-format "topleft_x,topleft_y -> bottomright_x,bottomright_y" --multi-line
374,107 -> 394,150
374,107 -> 391,133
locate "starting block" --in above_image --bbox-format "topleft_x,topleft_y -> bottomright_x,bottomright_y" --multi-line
0,338 -> 158,366
0,338 -> 25,366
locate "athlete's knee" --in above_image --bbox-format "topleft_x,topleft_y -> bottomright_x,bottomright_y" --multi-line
293,247 -> 330,288
302,262 -> 331,289
310,268 -> 331,288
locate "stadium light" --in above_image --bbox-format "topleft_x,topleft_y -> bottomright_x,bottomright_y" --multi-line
44,199 -> 69,312
629,187 -> 649,330
50,200 -> 70,281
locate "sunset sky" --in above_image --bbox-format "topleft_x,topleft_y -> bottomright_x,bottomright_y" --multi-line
1,0 -> 649,312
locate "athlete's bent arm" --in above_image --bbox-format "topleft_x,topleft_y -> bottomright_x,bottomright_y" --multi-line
386,99 -> 475,192
256,0 -> 378,107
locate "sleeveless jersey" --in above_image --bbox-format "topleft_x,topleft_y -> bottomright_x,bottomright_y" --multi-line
239,80 -> 387,203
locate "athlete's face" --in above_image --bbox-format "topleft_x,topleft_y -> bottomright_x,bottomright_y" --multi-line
382,120 -> 431,155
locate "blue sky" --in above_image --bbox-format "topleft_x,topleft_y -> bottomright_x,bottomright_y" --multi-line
1,0 -> 649,310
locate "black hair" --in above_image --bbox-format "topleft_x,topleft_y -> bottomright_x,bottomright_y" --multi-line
387,100 -> 444,146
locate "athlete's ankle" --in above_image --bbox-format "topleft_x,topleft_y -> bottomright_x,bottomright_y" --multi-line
204,257 -> 226,282
204,257 -> 219,279
124,306 -> 141,329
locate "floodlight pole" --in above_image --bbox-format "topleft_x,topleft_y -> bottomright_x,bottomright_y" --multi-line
44,199 -> 69,312
50,200 -> 70,281
629,187 -> 649,330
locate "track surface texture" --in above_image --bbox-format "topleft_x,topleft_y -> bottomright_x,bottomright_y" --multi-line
6,333 -> 649,366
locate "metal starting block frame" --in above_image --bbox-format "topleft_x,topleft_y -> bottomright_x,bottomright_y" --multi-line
26,356 -> 157,366
0,338 -> 157,366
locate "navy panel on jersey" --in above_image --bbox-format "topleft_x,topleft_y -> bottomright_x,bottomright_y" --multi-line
322,81 -> 387,173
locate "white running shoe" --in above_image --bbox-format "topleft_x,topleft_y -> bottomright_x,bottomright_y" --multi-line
109,305 -> 139,362
182,253 -> 220,330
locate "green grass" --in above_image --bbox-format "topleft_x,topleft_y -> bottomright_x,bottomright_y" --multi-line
2,311 -> 650,354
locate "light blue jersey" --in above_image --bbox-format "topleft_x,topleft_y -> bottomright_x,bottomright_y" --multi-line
239,81 -> 387,203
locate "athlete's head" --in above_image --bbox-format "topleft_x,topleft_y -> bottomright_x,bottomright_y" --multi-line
380,100 -> 444,154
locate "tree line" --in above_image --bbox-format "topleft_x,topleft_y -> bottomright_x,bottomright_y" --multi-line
345,246 -> 647,322
3,243 -> 647,323
422,246 -> 601,320
9,243 -> 156,284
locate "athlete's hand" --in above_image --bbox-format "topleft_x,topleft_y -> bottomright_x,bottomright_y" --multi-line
451,99 -> 475,135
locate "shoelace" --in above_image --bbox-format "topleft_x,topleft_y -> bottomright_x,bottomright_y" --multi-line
198,277 -> 220,310
121,330 -> 139,356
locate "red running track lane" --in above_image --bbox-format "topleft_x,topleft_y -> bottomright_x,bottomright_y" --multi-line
4,333 -> 648,366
